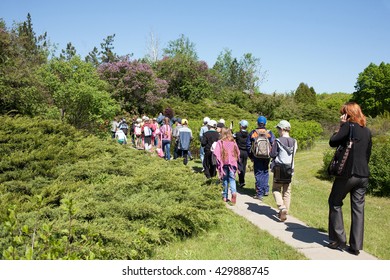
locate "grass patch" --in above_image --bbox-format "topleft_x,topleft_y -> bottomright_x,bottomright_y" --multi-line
152,210 -> 306,260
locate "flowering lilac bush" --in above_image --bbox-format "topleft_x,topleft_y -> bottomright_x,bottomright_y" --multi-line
98,60 -> 168,114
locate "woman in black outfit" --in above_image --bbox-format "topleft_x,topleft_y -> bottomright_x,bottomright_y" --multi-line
327,102 -> 372,256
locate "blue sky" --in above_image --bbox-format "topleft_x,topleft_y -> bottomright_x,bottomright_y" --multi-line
1,0 -> 390,94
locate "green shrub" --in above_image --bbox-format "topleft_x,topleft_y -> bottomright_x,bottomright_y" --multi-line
0,116 -> 222,259
320,135 -> 390,197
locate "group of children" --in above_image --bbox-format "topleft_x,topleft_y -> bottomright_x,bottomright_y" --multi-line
200,116 -> 297,222
111,114 -> 297,222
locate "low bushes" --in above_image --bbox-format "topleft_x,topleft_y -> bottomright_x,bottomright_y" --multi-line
0,116 -> 222,259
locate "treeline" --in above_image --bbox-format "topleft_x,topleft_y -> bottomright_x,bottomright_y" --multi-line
1,14 -> 389,196
1,14 -> 389,130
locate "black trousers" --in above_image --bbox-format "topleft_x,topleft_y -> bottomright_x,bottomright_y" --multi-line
238,149 -> 248,185
328,176 -> 368,250
203,151 -> 216,179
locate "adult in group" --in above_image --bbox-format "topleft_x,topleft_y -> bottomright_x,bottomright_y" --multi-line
234,120 -> 249,188
327,102 -> 372,256
201,120 -> 220,179
247,116 -> 275,201
199,117 -> 210,167
270,120 -> 297,222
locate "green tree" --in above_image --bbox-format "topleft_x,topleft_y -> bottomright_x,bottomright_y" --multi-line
353,62 -> 390,117
0,16 -> 49,116
156,55 -> 215,103
100,34 -> 118,63
294,82 -> 317,104
38,56 -> 119,129
213,49 -> 265,92
85,47 -> 99,67
163,34 -> 198,60
60,42 -> 77,61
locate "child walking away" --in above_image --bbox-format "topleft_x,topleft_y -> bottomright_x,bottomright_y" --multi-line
142,117 -> 154,151
177,119 -> 193,165
134,118 -> 143,149
213,127 -> 240,205
115,128 -> 127,144
270,120 -> 298,222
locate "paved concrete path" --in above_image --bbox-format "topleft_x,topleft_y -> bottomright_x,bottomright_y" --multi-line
228,191 -> 378,260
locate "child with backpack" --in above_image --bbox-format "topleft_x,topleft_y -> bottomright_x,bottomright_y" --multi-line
142,117 -> 154,151
246,116 -> 275,201
213,127 -> 240,205
270,120 -> 298,222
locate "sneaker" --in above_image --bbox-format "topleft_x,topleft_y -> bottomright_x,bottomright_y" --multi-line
264,192 -> 269,196
279,208 -> 288,222
239,183 -> 246,188
253,195 -> 263,201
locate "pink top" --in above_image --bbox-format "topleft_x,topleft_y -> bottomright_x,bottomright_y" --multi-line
159,124 -> 172,141
213,139 -> 240,179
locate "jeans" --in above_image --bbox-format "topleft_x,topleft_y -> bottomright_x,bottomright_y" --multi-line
200,145 -> 205,164
222,165 -> 237,200
162,140 -> 171,160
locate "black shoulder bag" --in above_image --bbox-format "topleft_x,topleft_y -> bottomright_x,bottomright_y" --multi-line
327,124 -> 354,177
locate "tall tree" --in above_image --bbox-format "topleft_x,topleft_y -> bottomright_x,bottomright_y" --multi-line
85,46 -> 99,67
353,62 -> 390,117
0,15 -> 49,116
294,82 -> 317,104
213,49 -> 265,92
60,42 -> 77,61
100,34 -> 118,63
163,34 -> 198,60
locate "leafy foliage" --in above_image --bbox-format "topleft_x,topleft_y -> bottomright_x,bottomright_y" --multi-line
98,60 -> 167,115
294,82 -> 317,105
0,16 -> 49,116
38,56 -> 119,130
353,62 -> 390,117
156,55 -> 216,103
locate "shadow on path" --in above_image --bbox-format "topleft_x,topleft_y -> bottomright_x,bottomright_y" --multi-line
245,202 -> 328,247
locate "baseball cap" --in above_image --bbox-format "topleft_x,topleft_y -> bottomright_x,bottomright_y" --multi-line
239,120 -> 248,127
203,117 -> 210,124
257,116 -> 267,125
182,119 -> 188,125
276,120 -> 291,130
208,120 -> 217,128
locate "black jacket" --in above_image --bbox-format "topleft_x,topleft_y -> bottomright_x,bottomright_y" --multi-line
329,121 -> 372,178
234,130 -> 249,151
201,130 -> 220,153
